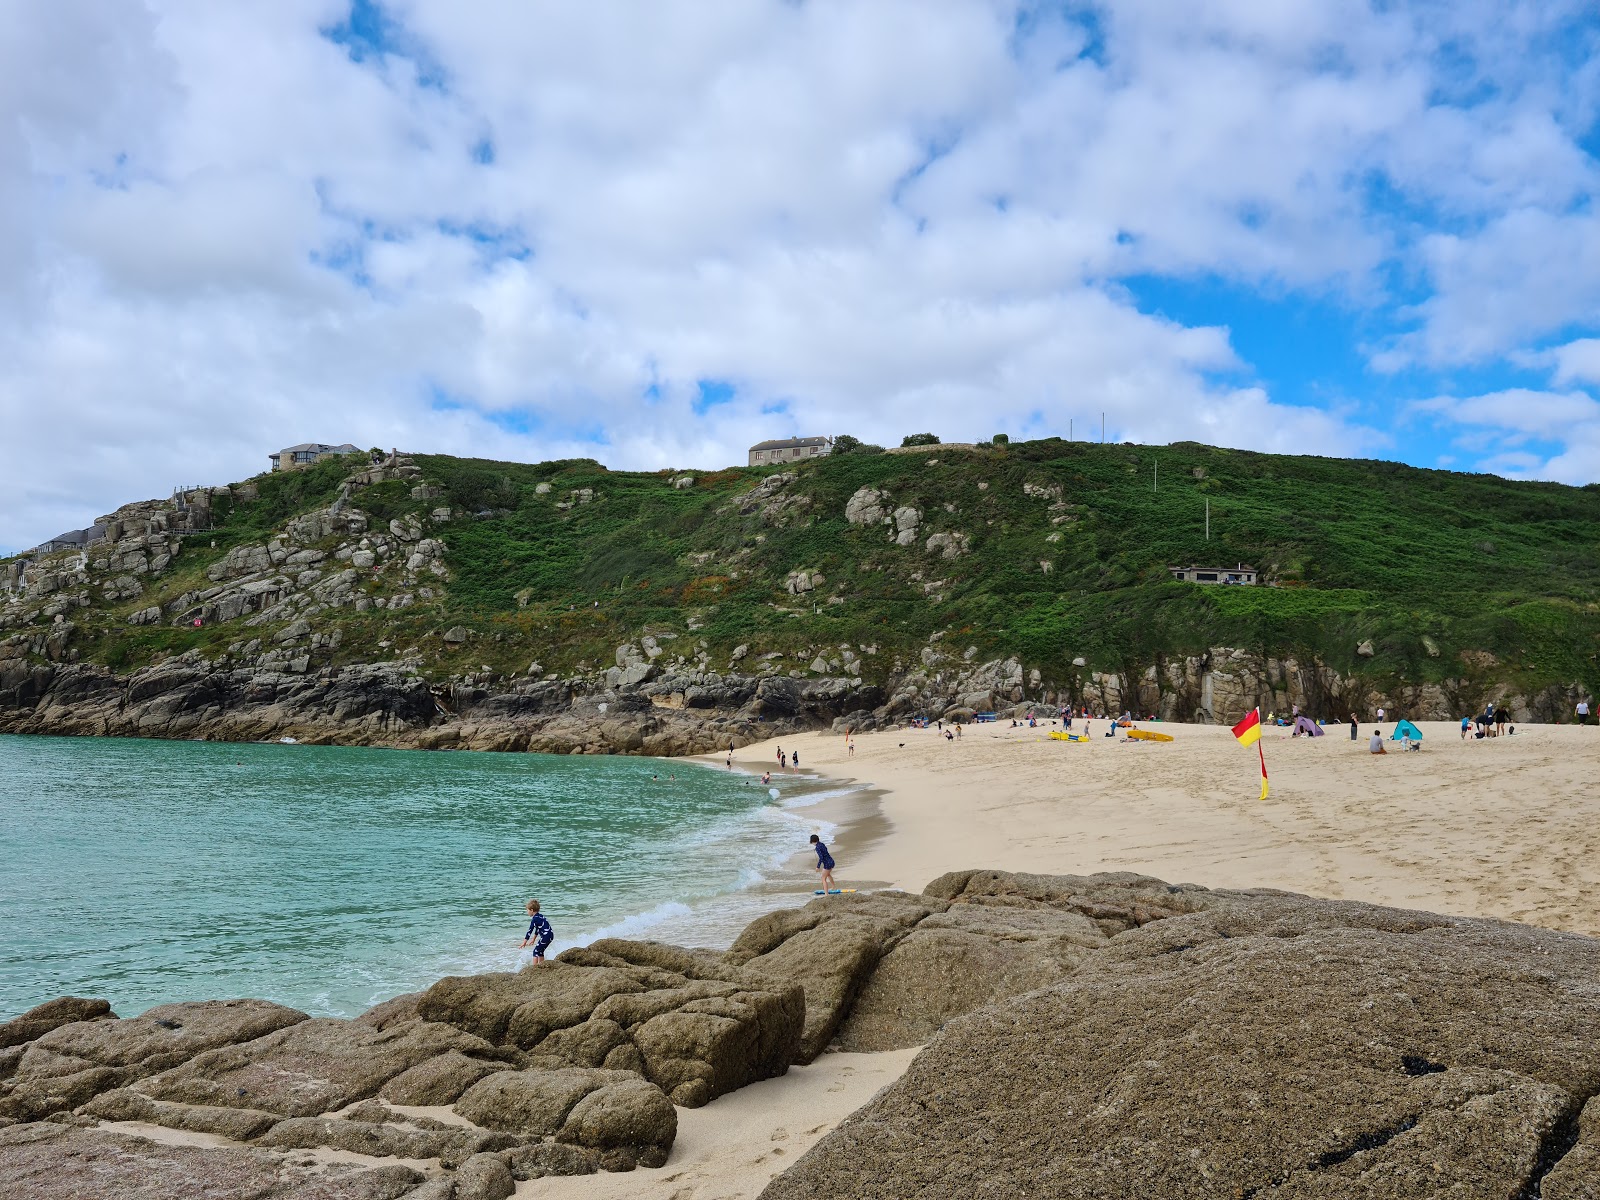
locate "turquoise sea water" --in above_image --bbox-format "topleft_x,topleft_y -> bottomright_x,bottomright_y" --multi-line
0,735 -> 831,1020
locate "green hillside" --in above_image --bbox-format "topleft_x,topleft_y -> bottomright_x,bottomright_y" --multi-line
15,439 -> 1600,708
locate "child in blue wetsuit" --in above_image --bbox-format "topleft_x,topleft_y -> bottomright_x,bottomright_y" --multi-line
809,834 -> 836,893
521,899 -> 554,964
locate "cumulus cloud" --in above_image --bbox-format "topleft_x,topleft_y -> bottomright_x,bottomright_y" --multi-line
3,0 -> 1600,551
1412,388 -> 1600,483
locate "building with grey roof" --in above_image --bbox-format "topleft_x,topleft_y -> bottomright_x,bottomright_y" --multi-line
270,443 -> 363,472
748,436 -> 833,466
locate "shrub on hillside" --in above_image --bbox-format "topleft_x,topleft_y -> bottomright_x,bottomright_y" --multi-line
901,433 -> 940,447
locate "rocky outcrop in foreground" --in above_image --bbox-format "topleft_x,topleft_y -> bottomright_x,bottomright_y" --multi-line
5,873 -> 1600,1197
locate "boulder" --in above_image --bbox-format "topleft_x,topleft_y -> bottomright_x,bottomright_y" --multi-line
454,1151 -> 516,1200
417,963 -> 646,1045
80,1088 -> 280,1141
728,894 -> 935,1062
0,999 -> 306,1120
761,893 -> 1600,1200
135,1015 -> 488,1117
379,1049 -> 509,1105
456,1067 -> 617,1136
835,905 -> 1101,1052
500,1140 -> 598,1180
844,486 -> 888,526
1545,1094 -> 1600,1198
0,1123 -> 421,1200
558,1077 -> 677,1167
256,1114 -> 517,1162
421,951 -> 803,1107
0,997 -> 113,1050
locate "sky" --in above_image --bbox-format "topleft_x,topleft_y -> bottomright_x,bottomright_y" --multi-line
4,0 -> 1600,553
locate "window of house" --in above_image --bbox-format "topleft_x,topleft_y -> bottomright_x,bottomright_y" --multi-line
1197,572 -> 1217,581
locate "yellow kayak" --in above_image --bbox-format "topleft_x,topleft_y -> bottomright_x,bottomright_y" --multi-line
1125,729 -> 1174,742
1048,731 -> 1089,742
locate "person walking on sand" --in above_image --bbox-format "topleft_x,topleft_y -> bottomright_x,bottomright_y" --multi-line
810,834 -> 836,893
1579,699 -> 1591,725
520,900 -> 554,964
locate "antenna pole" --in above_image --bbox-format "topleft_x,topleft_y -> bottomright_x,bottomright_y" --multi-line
1101,412 -> 1106,443
1205,498 -> 1210,541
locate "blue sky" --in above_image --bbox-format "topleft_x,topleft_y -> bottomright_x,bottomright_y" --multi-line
3,0 -> 1600,552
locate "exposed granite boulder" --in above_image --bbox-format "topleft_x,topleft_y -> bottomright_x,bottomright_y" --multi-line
81,1088 -> 280,1140
256,1112 -> 518,1163
559,1076 -> 678,1162
134,1015 -> 489,1117
454,1067 -> 675,1168
454,1150 -> 516,1200
0,1122 -> 421,1200
0,999 -> 306,1120
1545,1094 -> 1600,1199
727,892 -> 937,1062
0,997 -> 114,1050
379,1049 -> 510,1105
455,1068 -> 619,1136
420,949 -> 803,1107
834,903 -> 1103,1052
762,892 -> 1600,1200
417,963 -> 648,1045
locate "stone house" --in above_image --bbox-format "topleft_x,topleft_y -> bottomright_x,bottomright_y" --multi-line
34,526 -> 107,555
748,436 -> 833,466
1170,564 -> 1258,585
270,443 -> 363,472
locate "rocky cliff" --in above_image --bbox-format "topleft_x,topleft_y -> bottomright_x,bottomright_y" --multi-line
3,445 -> 1593,752
4,873 -> 1599,1198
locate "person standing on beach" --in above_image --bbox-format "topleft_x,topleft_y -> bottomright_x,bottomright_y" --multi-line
1348,713 -> 1358,741
1579,699 -> 1591,725
520,900 -> 554,964
792,749 -> 801,769
810,834 -> 836,893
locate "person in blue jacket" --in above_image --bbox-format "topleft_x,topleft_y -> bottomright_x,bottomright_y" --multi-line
520,899 -> 554,963
810,834 -> 836,893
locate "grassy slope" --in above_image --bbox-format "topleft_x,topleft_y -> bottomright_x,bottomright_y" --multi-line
29,441 -> 1600,702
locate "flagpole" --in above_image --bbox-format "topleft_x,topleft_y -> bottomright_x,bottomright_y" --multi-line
1256,706 -> 1269,800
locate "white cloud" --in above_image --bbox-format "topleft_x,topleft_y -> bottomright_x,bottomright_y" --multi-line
1412,387 -> 1600,483
2,0 -> 1599,551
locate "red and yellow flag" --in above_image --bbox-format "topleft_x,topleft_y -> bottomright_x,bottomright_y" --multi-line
1231,708 -> 1270,800
1230,709 -> 1262,746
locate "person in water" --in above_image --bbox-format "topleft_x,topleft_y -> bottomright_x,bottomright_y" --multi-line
810,834 -> 836,893
520,899 -> 554,964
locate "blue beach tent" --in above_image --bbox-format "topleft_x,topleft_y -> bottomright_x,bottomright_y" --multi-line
1390,720 -> 1423,741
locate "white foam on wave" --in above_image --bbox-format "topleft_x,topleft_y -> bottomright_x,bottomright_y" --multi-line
574,898 -> 695,944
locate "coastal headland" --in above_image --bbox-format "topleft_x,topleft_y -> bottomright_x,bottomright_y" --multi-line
5,721 -> 1600,1197
4,442 -> 1596,756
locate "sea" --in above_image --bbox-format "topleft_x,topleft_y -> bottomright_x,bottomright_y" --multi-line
0,734 -> 841,1021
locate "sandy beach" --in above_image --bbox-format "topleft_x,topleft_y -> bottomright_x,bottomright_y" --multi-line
528,717 -> 1600,1198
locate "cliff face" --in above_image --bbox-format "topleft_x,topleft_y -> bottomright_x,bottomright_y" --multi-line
2,444 -> 1594,749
